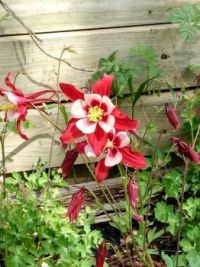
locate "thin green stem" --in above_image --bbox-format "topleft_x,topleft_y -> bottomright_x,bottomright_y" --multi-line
118,165 -> 152,267
109,243 -> 125,267
143,130 -> 163,200
175,159 -> 189,267
80,154 -> 122,218
0,136 -> 6,198
103,181 -> 122,215
31,103 -> 62,132
193,124 -> 200,148
48,47 -> 66,178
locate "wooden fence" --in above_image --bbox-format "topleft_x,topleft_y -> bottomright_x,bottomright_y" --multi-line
0,0 -> 199,173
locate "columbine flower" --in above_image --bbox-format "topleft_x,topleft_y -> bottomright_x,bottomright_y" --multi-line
96,243 -> 107,267
127,180 -> 138,209
61,149 -> 78,178
165,103 -> 180,130
0,72 -> 55,139
65,187 -> 86,222
79,129 -> 146,182
60,74 -> 140,155
171,137 -> 200,163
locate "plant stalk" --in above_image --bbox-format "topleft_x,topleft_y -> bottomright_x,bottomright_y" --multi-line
175,159 -> 189,267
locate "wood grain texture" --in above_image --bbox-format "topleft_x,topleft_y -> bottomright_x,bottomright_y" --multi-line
0,24 -> 199,94
1,90 -> 195,173
0,0 -> 199,35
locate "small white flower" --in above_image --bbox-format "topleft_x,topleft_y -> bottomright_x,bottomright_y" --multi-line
41,262 -> 49,267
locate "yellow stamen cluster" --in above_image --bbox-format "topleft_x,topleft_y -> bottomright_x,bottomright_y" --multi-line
0,103 -> 17,111
87,106 -> 104,122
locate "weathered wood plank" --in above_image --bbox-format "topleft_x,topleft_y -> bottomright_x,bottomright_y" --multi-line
0,24 -> 198,94
0,90 -> 194,173
0,0 -> 199,35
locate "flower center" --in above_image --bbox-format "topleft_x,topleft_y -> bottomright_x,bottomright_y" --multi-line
87,106 -> 104,122
0,103 -> 17,111
104,139 -> 114,151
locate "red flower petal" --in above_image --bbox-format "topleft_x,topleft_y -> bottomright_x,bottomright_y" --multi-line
76,141 -> 88,154
112,108 -> 140,132
60,118 -> 84,144
92,74 -> 113,97
16,117 -> 28,140
121,146 -> 146,169
26,89 -> 56,100
59,83 -> 84,101
87,124 -> 107,156
4,72 -> 24,96
95,158 -> 110,183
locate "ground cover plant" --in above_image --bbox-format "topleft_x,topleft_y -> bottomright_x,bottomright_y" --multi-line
0,2 -> 200,267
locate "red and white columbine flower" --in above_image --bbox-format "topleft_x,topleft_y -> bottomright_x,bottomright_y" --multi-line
78,129 -> 146,182
60,74 -> 140,155
0,72 -> 55,139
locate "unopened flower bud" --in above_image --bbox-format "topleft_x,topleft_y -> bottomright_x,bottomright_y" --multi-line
133,213 -> 143,222
61,149 -> 78,178
96,243 -> 107,267
66,187 -> 86,222
165,103 -> 180,130
127,180 -> 138,209
171,137 -> 200,163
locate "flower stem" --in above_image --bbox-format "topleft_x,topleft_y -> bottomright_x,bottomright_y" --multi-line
0,135 -> 6,198
175,159 -> 189,267
48,47 -> 66,178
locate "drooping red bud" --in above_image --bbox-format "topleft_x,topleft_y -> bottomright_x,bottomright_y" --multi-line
61,149 -> 78,177
171,137 -> 200,163
65,187 -> 86,222
133,213 -> 143,222
127,180 -> 138,209
165,103 -> 181,130
96,243 -> 107,267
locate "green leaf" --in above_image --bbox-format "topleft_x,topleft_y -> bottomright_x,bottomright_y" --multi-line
132,77 -> 155,107
163,170 -> 182,199
186,250 -> 200,267
170,4 -> 200,41
59,105 -> 68,124
161,252 -> 174,267
154,202 -> 179,235
22,120 -> 30,129
147,227 -> 164,244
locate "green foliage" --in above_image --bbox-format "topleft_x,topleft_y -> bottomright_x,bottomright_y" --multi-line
92,50 -> 135,98
92,45 -> 162,105
129,45 -> 162,78
163,170 -> 182,199
0,170 -> 102,267
147,227 -> 164,245
154,202 -> 179,235
170,4 -> 200,40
